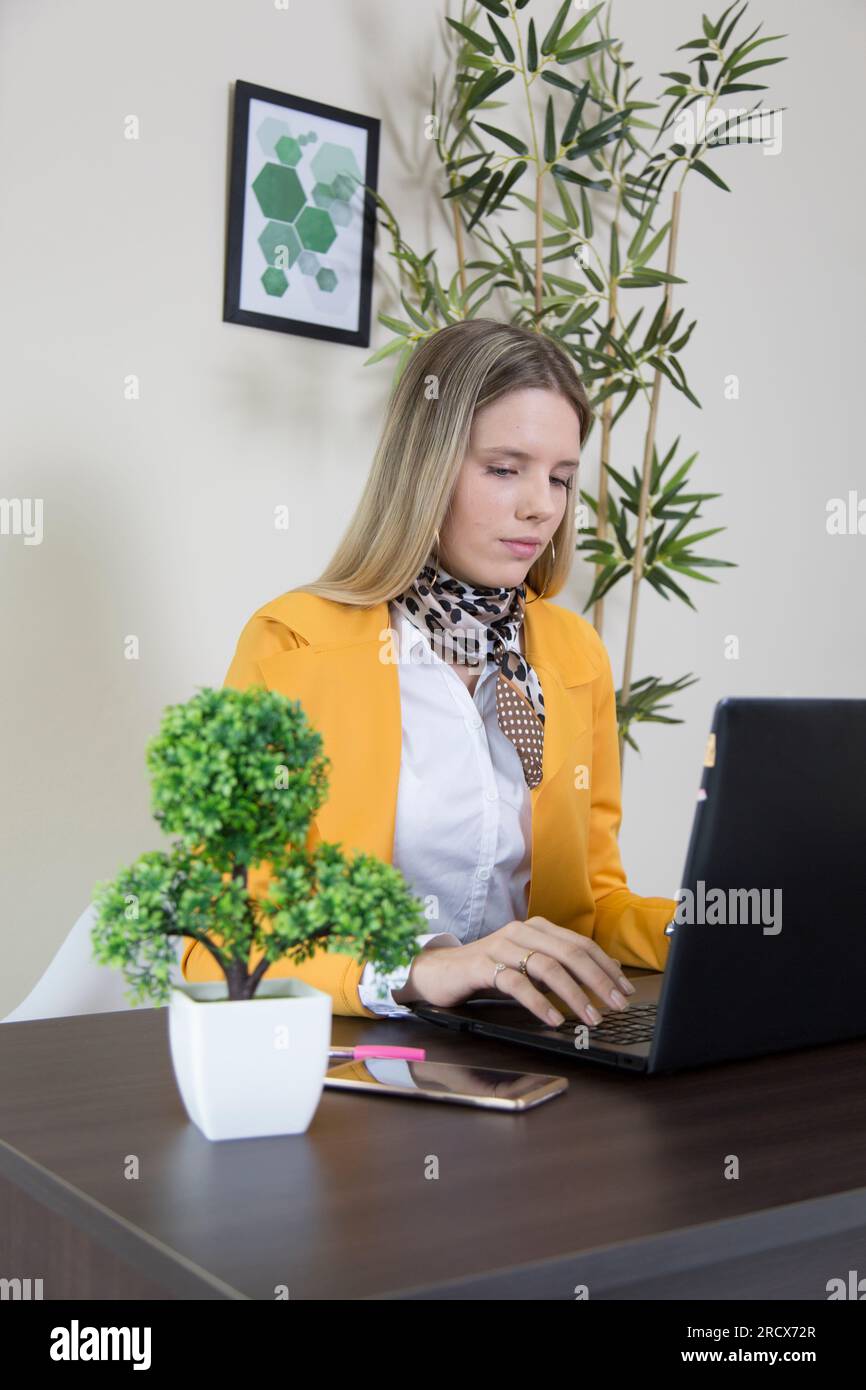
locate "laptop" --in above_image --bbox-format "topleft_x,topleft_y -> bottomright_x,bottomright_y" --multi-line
411,698 -> 866,1075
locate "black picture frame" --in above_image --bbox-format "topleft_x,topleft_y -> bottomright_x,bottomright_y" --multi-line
223,79 -> 380,347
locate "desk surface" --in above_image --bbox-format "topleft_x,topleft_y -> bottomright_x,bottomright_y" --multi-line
3,996 -> 866,1300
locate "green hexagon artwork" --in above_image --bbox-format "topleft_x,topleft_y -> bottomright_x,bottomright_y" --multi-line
295,206 -> 337,253
312,181 -> 336,209
310,145 -> 363,192
258,221 -> 302,270
255,117 -> 294,159
226,85 -> 378,341
331,173 -> 357,201
251,164 -> 305,223
274,135 -> 302,167
261,266 -> 289,296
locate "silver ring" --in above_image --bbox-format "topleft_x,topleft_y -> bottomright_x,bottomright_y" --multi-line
492,961 -> 509,990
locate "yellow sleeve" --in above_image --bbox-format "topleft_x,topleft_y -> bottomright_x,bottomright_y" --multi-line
584,635 -> 676,972
179,612 -> 380,1018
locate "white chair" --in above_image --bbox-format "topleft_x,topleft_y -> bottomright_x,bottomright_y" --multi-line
1,902 -> 188,1024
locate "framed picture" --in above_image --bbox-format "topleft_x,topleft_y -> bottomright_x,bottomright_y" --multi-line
223,79 -> 380,347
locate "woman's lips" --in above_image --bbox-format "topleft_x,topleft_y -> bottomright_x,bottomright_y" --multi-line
501,539 -> 540,558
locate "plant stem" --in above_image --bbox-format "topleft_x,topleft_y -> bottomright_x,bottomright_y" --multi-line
452,199 -> 467,297
592,268 -> 617,639
592,150 -> 624,638
534,169 -> 544,320
509,0 -> 543,326
224,957 -> 256,1001
247,951 -> 274,995
618,185 -> 682,773
171,925 -> 229,975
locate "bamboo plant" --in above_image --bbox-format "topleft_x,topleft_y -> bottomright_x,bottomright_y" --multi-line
360,0 -> 786,766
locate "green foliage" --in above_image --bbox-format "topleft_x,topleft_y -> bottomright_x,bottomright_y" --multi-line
91,687 -> 428,1005
578,436 -> 736,744
643,1 -> 787,197
616,673 -> 701,753
576,436 -> 737,613
353,1 -> 784,749
144,684 -> 330,873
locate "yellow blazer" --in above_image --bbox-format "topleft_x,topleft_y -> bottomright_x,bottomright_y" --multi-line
180,584 -> 675,1015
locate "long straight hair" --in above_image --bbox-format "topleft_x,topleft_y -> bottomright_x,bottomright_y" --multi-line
296,319 -> 594,607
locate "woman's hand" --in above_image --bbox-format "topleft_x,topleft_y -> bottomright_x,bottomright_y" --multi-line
392,916 -> 636,1027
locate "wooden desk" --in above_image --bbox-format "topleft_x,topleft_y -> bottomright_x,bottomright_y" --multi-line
2,1000 -> 866,1299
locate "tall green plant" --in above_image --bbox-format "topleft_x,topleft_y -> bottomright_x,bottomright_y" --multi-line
358,0 -> 787,768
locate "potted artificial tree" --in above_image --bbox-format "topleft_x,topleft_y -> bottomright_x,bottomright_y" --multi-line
91,685 -> 426,1141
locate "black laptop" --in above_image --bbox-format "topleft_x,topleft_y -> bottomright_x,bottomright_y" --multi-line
412,698 -> 866,1075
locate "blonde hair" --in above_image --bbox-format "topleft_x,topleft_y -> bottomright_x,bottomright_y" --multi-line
296,319 -> 594,607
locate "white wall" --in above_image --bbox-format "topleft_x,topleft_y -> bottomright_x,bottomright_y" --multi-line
2,0 -> 863,1017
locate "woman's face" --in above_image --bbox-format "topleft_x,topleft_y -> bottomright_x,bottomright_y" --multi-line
437,387 -> 580,588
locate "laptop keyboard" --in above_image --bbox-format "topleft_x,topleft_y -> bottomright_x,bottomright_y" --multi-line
553,1002 -> 657,1044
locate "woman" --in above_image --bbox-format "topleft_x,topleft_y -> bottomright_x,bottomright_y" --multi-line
182,319 -> 675,1025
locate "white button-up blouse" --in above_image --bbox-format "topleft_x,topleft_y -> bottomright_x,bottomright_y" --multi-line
357,602 -> 533,1016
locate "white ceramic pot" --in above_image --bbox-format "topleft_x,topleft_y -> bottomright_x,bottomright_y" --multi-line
168,978 -> 332,1141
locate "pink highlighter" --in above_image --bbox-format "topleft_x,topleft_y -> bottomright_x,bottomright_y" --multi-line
328,1045 -> 426,1061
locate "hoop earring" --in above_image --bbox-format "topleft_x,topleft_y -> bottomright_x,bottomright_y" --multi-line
526,536 -> 555,602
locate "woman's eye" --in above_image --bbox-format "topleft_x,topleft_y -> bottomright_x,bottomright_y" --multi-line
486,466 -> 571,490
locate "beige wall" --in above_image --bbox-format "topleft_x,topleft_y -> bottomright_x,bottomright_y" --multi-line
2,0 -> 863,1016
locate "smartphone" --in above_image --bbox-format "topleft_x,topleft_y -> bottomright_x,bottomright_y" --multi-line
323,1057 -> 568,1110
